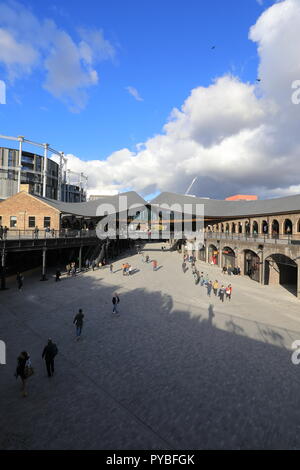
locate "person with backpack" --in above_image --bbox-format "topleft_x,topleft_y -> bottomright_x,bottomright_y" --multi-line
112,293 -> 120,315
219,285 -> 225,302
73,309 -> 84,340
206,281 -> 212,297
42,339 -> 58,377
15,351 -> 33,397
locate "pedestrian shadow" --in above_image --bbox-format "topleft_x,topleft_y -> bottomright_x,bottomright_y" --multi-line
225,320 -> 245,335
155,266 -> 163,271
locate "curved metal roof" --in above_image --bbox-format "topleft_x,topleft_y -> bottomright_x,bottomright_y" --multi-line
37,191 -> 147,217
151,192 -> 300,218
34,190 -> 300,219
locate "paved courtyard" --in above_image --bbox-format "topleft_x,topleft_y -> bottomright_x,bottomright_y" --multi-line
1,243 -> 300,449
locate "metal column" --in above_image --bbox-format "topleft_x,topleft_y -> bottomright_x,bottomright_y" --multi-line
40,248 -> 48,281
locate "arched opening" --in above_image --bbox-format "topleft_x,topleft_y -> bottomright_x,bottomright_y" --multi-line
262,220 -> 268,235
244,250 -> 260,282
225,223 -> 229,233
220,223 -> 224,233
284,219 -> 293,235
231,223 -> 236,233
271,220 -> 279,238
222,246 -> 235,268
297,219 -> 300,233
265,254 -> 297,296
245,221 -> 250,235
208,244 -> 219,265
252,221 -> 258,236
238,222 -> 243,234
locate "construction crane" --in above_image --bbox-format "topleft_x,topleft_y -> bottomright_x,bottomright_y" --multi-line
185,177 -> 198,196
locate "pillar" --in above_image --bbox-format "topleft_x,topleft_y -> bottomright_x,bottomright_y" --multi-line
260,253 -> 265,285
297,262 -> 300,299
40,248 -> 48,281
17,136 -> 24,193
79,246 -> 82,271
0,246 -> 8,290
205,244 -> 209,264
218,244 -> 222,268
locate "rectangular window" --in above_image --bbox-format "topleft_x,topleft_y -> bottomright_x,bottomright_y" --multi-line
10,216 -> 17,228
28,216 -> 35,228
44,217 -> 51,228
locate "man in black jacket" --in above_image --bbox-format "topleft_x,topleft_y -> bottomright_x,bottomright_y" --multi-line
42,339 -> 58,377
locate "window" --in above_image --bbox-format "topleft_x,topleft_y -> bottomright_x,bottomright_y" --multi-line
10,216 -> 17,228
28,216 -> 35,228
44,217 -> 51,228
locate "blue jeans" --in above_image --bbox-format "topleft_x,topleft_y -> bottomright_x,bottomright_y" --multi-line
76,326 -> 82,336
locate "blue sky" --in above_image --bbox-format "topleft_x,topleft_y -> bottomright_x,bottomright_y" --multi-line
0,0 -> 273,160
2,0 -> 300,200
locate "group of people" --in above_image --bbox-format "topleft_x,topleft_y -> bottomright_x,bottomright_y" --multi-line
0,225 -> 9,240
66,262 -> 77,276
15,339 -> 58,398
222,265 -> 241,276
15,293 -> 122,397
122,263 -> 133,275
182,253 -> 233,302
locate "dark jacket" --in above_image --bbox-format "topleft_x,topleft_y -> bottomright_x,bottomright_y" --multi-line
73,312 -> 84,326
42,342 -> 58,361
112,296 -> 120,305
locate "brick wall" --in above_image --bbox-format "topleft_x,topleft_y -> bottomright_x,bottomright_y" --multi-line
0,191 -> 60,230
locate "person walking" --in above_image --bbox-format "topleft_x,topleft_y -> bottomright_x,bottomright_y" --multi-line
226,284 -> 232,301
85,259 -> 90,271
34,226 -> 39,239
206,281 -> 212,297
219,285 -> 225,302
15,351 -> 33,397
213,280 -> 219,297
73,309 -> 84,340
112,293 -> 120,315
16,272 -> 23,290
0,225 -> 3,240
200,272 -> 204,286
110,263 -> 113,274
42,339 -> 58,377
55,269 -> 61,282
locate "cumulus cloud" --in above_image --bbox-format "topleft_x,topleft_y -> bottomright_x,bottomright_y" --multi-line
0,0 -> 115,110
57,0 -> 300,200
126,86 -> 144,102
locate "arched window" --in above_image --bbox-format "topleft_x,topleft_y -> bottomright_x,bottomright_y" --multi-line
272,220 -> 279,238
252,221 -> 258,236
262,220 -> 268,234
232,223 -> 236,233
284,219 -> 293,235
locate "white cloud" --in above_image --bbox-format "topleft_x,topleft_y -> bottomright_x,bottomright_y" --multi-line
0,0 -> 115,111
53,0 -> 300,199
126,86 -> 144,102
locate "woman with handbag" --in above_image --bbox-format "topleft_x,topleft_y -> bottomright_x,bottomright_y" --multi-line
15,351 -> 33,397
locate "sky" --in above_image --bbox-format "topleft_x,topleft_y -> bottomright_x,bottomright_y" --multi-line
0,0 -> 300,199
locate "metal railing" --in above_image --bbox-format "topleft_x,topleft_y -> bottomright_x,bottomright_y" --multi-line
204,231 -> 297,245
0,229 -> 97,241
